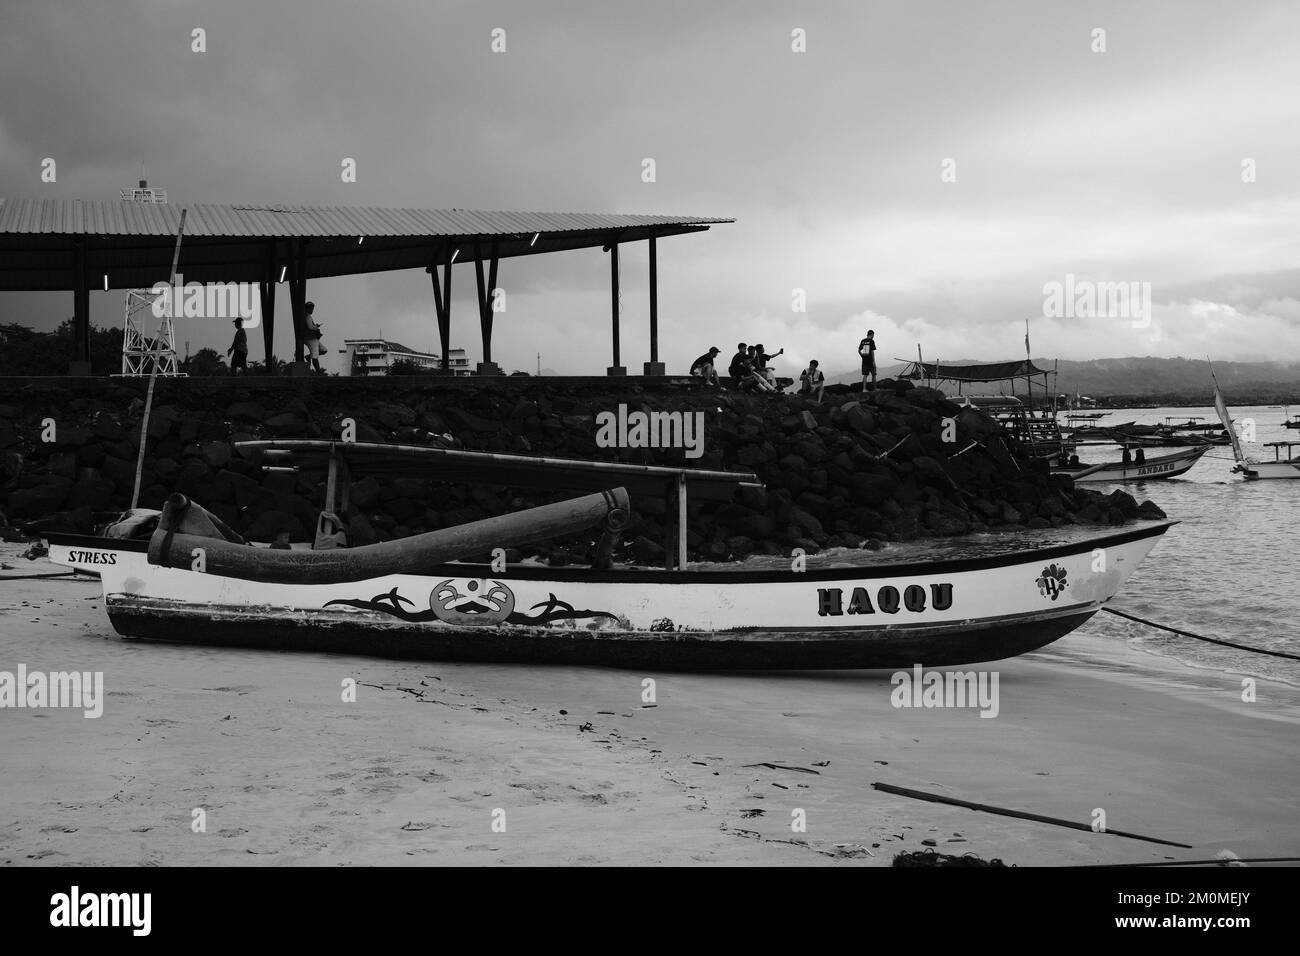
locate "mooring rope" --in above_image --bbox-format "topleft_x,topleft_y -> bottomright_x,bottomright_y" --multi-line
1103,607 -> 1300,662
1084,856 -> 1300,868
0,571 -> 87,581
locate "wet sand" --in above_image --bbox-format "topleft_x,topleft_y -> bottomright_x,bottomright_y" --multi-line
2,545 -> 1297,866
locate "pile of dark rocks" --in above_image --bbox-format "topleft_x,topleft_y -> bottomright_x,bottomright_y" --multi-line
0,377 -> 1165,563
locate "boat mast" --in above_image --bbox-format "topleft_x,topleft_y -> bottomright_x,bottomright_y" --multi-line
1209,359 -> 1247,464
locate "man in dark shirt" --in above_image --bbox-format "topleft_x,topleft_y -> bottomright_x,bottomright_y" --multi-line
690,346 -> 721,386
227,317 -> 248,376
747,345 -> 776,391
728,342 -> 751,389
753,343 -> 784,387
859,329 -> 877,390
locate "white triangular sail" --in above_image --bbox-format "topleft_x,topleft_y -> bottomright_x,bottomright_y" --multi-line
1209,364 -> 1246,462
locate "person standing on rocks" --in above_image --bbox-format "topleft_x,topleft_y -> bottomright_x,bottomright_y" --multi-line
226,317 -> 248,376
304,302 -> 324,373
859,329 -> 877,390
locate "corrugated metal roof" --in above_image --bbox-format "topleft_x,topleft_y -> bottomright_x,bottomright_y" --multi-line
0,198 -> 732,238
0,199 -> 732,292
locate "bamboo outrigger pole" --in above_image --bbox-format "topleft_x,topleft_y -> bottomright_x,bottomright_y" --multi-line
131,207 -> 187,510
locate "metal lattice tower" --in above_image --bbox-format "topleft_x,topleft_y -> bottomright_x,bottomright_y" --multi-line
119,172 -> 183,376
121,288 -> 182,376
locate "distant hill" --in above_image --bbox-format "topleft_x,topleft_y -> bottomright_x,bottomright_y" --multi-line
829,356 -> 1300,404
1054,358 -> 1300,404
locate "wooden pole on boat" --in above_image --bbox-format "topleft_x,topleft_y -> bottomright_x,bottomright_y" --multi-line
873,782 -> 1192,848
314,443 -> 343,550
131,207 -> 186,510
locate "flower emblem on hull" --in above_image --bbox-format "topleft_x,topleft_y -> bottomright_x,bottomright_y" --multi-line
1035,564 -> 1069,601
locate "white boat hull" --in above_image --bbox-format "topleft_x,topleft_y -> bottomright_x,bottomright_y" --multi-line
1239,460 -> 1300,480
64,523 -> 1176,670
1054,446 -> 1208,483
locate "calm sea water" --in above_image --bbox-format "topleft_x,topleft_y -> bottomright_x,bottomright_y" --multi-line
1062,405 -> 1300,685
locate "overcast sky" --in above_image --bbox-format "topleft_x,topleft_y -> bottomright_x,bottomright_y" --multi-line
3,0 -> 1299,377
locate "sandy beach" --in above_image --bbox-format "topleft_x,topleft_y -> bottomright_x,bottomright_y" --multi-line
2,542 -> 1297,867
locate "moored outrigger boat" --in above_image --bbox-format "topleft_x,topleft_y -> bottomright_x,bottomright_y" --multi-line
57,441 -> 1176,670
1051,445 -> 1209,483
1212,366 -> 1300,480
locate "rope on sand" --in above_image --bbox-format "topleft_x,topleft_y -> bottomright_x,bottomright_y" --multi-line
1084,856 -> 1300,868
1102,607 -> 1300,662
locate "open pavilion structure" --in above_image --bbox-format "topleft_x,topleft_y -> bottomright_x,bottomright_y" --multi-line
900,357 -> 1066,462
0,198 -> 732,375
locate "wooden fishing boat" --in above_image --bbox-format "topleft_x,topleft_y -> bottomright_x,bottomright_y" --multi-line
91,505 -> 1173,671
55,440 -> 1175,670
1212,369 -> 1300,480
1051,445 -> 1208,483
1160,416 -> 1218,432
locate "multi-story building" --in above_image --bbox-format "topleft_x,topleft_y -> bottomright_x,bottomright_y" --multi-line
341,338 -> 471,376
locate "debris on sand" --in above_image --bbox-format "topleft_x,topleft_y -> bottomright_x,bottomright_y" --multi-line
893,849 -> 1009,867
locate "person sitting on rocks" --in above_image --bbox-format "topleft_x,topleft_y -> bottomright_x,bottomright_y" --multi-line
690,346 -> 722,386
799,359 -> 825,402
746,346 -> 777,392
753,343 -> 784,388
728,342 -> 751,389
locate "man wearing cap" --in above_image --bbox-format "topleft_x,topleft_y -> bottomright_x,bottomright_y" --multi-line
690,346 -> 722,386
226,316 -> 248,376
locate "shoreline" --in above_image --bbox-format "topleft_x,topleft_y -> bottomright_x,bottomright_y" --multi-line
2,549 -> 1297,867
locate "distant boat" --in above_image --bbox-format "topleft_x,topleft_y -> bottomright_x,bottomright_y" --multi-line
1283,406 -> 1300,429
1052,445 -> 1209,483
1161,416 -> 1218,432
1213,370 -> 1300,480
1063,412 -> 1109,422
